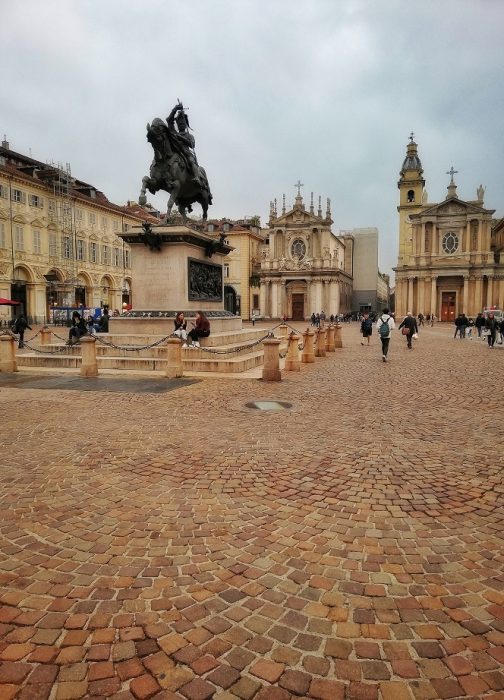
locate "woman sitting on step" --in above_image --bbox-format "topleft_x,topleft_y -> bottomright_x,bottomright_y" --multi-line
173,312 -> 187,341
185,311 -> 210,348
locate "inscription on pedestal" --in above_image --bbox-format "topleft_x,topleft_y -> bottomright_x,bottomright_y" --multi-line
188,258 -> 223,302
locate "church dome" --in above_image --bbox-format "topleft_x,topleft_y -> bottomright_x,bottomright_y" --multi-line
400,136 -> 423,176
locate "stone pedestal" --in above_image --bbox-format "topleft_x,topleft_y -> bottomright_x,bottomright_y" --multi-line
40,327 -> 52,346
326,325 -> 336,352
301,329 -> 315,363
166,338 -> 183,378
284,334 -> 300,371
334,323 -> 343,348
114,223 -> 238,335
315,328 -> 326,357
262,338 -> 281,381
80,336 -> 98,377
0,335 -> 18,373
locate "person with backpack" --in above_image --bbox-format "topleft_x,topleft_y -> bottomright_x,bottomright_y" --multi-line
360,312 -> 373,346
376,308 -> 395,362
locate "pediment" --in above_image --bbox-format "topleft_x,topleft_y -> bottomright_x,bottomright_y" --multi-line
273,208 -> 324,227
12,214 -> 28,224
419,197 -> 486,217
30,217 -> 44,227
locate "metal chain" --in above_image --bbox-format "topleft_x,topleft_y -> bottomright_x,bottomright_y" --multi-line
22,341 -> 72,355
92,333 -> 173,351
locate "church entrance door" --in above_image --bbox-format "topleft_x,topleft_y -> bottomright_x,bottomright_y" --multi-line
292,293 -> 304,320
441,292 -> 456,322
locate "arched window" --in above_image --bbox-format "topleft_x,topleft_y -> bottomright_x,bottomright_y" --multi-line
407,190 -> 415,203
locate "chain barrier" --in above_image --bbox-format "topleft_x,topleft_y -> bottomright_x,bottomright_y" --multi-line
92,333 -> 173,352
22,341 -> 72,355
0,329 -> 16,338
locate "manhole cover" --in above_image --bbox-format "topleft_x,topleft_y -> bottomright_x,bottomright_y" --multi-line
245,400 -> 292,411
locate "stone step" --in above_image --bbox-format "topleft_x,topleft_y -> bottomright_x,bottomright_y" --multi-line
17,350 -> 265,373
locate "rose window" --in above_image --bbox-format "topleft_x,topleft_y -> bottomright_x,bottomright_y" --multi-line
291,238 -> 306,260
442,232 -> 459,254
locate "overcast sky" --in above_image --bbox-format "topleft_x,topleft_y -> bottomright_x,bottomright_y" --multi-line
2,0 -> 504,277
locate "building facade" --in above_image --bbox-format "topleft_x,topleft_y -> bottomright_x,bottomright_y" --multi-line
394,136 -> 502,320
340,227 -> 390,313
205,218 -> 265,319
258,191 -> 353,320
0,139 -> 148,323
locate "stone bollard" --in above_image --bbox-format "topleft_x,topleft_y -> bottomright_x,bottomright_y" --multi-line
315,328 -> 327,357
278,323 -> 289,338
79,336 -> 98,377
327,324 -> 336,352
334,323 -> 343,348
325,325 -> 331,353
301,328 -> 315,363
284,333 -> 301,371
166,337 -> 183,378
262,338 -> 282,381
0,334 -> 18,373
40,326 -> 52,346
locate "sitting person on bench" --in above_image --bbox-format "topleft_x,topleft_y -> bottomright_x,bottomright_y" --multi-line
67,311 -> 87,345
173,311 -> 187,341
185,311 -> 210,348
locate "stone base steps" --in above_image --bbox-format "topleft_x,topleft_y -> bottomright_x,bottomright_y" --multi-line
17,350 -> 265,374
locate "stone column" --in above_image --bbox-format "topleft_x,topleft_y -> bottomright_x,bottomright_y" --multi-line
420,223 -> 426,255
418,278 -> 425,315
281,280 -> 287,318
463,276 -> 469,314
284,333 -> 300,371
0,335 -> 18,373
79,336 -> 98,377
326,324 -> 335,352
486,276 -> 494,308
259,280 -> 266,318
498,277 -> 504,311
271,282 -> 279,319
315,328 -> 326,357
334,279 -> 341,315
166,337 -> 183,378
262,338 -> 281,381
407,277 -> 414,314
430,277 -> 437,317
475,277 -> 483,313
301,328 -> 315,363
334,323 -> 343,349
40,326 -> 52,346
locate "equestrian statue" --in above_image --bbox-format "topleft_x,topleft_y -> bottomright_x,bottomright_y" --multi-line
139,101 -> 213,220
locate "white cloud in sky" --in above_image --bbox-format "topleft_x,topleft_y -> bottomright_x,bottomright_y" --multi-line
1,0 -> 503,277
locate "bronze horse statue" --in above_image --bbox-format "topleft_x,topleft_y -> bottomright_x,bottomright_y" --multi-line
139,113 -> 213,220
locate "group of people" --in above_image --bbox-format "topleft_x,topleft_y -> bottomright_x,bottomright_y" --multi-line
310,312 -> 344,327
454,312 -> 504,348
172,311 -> 210,348
67,308 -> 110,345
362,310 -> 419,362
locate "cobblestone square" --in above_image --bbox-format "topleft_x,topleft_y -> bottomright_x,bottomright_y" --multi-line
1,324 -> 503,700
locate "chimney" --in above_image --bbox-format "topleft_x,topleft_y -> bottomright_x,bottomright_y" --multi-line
1,135 -> 9,150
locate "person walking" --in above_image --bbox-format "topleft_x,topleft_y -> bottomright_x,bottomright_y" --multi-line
418,313 -> 425,326
499,317 -> 504,345
376,308 -> 395,362
13,314 -> 32,349
485,312 -> 499,348
459,313 -> 468,339
475,313 -> 485,339
360,312 -> 373,346
398,311 -> 418,350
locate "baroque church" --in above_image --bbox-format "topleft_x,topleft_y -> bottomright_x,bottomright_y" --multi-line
394,136 -> 503,320
258,186 -> 353,320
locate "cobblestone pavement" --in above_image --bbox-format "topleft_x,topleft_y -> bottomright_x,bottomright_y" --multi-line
1,324 -> 503,700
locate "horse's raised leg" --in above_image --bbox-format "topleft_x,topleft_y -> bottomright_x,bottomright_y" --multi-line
139,176 -> 150,206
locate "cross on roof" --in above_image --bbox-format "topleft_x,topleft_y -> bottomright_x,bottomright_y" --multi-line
446,166 -> 458,184
294,180 -> 304,197
409,132 -> 415,142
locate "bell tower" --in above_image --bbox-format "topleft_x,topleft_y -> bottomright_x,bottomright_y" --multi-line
397,134 -> 425,266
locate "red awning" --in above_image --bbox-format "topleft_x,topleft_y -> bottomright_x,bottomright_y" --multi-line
0,298 -> 21,305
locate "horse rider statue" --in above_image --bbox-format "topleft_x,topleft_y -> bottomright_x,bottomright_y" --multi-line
139,101 -> 213,220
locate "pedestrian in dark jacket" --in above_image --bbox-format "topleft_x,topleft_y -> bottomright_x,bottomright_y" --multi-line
485,313 -> 499,348
499,318 -> 504,345
360,313 -> 373,346
475,313 -> 485,338
13,314 -> 32,349
398,312 -> 418,349
97,308 -> 109,333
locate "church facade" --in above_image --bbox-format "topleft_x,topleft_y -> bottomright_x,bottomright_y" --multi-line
394,136 -> 502,320
258,190 -> 353,320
